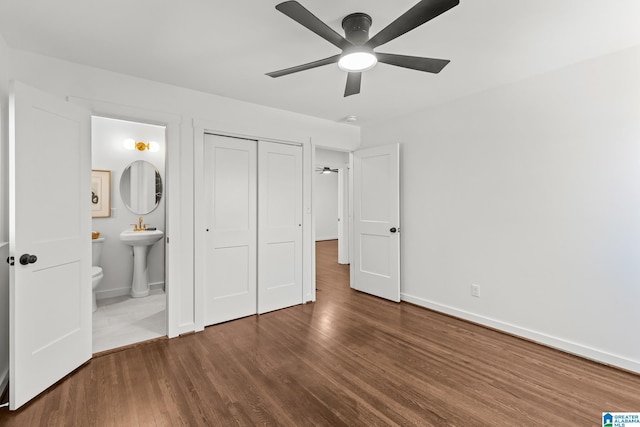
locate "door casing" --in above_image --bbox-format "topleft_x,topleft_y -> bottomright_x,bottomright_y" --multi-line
69,96 -> 182,338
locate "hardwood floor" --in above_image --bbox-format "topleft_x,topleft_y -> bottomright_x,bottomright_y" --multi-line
1,239 -> 639,426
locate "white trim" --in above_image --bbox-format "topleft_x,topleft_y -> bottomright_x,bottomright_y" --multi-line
309,142 -> 317,302
315,236 -> 338,242
402,292 -> 640,374
193,124 -> 205,332
178,322 -> 195,335
95,288 -> 129,300
337,166 -> 349,265
203,128 -> 303,147
0,102 -> 6,244
348,152 -> 354,287
303,138 -> 313,303
68,95 -> 182,338
95,282 -> 165,300
148,282 -> 165,292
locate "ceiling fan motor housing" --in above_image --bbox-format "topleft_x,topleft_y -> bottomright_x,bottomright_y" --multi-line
341,13 -> 372,45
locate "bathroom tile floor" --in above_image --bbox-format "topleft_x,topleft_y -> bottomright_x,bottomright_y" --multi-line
92,289 -> 166,354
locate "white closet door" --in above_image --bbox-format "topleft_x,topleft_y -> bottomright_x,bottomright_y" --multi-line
258,141 -> 303,314
203,134 -> 257,325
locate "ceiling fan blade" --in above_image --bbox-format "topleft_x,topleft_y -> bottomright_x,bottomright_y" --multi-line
266,54 -> 340,78
366,0 -> 459,49
275,1 -> 352,50
344,72 -> 361,97
376,53 -> 450,73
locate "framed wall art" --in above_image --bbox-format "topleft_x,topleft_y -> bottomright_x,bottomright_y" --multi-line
91,169 -> 111,218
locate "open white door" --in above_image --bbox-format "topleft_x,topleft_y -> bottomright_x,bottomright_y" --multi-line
9,81 -> 92,409
352,143 -> 400,302
202,134 -> 257,325
258,141 -> 303,314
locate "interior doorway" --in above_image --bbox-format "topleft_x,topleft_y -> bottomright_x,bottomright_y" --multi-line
314,147 -> 350,291
91,116 -> 167,353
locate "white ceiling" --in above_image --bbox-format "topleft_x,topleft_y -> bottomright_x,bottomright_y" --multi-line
1,0 -> 639,125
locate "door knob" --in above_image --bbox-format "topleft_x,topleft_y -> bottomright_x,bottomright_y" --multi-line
390,227 -> 397,233
19,254 -> 37,265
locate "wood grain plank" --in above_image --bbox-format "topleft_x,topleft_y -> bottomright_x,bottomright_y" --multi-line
0,240 -> 638,426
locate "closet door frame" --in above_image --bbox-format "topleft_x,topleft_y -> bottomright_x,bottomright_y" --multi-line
193,124 -> 313,332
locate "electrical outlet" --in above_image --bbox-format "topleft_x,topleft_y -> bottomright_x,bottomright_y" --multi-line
471,284 -> 480,298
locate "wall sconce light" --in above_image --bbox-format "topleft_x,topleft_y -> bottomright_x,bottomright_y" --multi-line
123,138 -> 159,152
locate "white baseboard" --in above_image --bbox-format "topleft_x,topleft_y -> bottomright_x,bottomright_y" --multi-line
96,281 -> 165,300
401,293 -> 640,375
149,282 -> 165,292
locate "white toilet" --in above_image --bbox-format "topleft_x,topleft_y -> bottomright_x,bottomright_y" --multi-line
91,237 -> 105,313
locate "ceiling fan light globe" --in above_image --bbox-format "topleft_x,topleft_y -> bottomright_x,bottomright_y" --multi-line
338,51 -> 377,72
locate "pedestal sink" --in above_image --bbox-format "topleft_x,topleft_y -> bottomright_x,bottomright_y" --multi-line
120,229 -> 164,298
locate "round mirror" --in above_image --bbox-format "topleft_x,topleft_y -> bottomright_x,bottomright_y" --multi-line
120,160 -> 162,214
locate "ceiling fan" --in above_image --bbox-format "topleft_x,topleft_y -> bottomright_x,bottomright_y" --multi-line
266,0 -> 460,97
316,166 -> 339,174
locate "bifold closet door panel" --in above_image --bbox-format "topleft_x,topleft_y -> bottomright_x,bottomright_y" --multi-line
258,141 -> 303,314
203,134 -> 257,326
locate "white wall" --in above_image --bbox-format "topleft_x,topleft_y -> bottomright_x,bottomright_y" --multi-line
316,147 -> 350,166
91,117 -> 166,298
361,45 -> 640,373
314,172 -> 339,241
0,33 -> 9,242
6,48 -> 360,334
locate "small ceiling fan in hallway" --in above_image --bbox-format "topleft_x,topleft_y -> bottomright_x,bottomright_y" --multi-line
316,166 -> 339,174
266,0 -> 460,97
